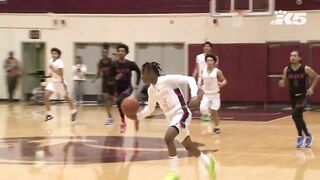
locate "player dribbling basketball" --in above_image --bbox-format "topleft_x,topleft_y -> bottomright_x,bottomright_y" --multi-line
128,62 -> 217,180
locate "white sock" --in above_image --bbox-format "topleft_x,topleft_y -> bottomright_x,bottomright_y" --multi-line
47,111 -> 52,116
199,152 -> 210,167
71,109 -> 77,114
169,155 -> 179,173
215,126 -> 220,129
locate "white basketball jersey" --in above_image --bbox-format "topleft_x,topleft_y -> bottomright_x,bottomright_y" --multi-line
202,67 -> 220,95
50,58 -> 64,82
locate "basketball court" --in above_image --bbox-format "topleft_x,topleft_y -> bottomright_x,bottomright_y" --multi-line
0,103 -> 318,180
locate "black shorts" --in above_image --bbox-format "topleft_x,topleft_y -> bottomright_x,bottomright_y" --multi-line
102,83 -> 115,96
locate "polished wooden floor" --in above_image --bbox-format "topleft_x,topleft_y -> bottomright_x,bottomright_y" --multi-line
0,102 -> 319,180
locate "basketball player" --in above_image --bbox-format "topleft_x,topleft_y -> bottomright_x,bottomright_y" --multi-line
44,48 -> 77,122
199,54 -> 227,134
92,44 -> 116,125
114,44 -> 141,133
192,41 -> 218,87
128,62 -> 216,180
279,50 -> 319,148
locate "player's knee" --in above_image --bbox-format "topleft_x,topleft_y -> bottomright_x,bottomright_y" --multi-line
44,92 -> 51,99
164,134 -> 174,145
292,108 -> 302,119
181,136 -> 192,148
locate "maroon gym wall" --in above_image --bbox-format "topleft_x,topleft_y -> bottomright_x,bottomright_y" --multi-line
189,43 -> 320,103
188,43 -> 268,103
1,0 -> 320,13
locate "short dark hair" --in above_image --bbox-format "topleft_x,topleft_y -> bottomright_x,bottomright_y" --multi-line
205,54 -> 218,62
75,56 -> 82,59
142,61 -> 162,76
102,43 -> 109,50
51,48 -> 61,56
117,44 -> 129,54
202,41 -> 213,47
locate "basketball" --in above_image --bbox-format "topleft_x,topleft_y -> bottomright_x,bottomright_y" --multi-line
121,97 -> 140,118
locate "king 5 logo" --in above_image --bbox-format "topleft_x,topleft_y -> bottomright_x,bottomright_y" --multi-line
271,10 -> 307,25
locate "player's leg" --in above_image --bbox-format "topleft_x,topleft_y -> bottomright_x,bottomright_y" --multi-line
58,83 -> 77,121
173,110 -> 217,180
210,95 -> 221,134
181,136 -> 216,180
200,95 -> 211,121
103,90 -> 115,125
291,95 -> 305,148
211,110 -> 220,134
200,96 -> 211,133
44,83 -> 54,121
116,88 -> 133,133
163,126 -> 180,180
296,96 -> 312,148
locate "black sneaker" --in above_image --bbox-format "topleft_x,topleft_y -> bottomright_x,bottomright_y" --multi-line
213,127 -> 221,134
45,114 -> 54,121
71,111 -> 77,122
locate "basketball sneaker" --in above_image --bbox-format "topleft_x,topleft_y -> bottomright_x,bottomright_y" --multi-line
213,127 -> 221,135
45,114 -> 53,121
164,171 -> 179,180
120,122 -> 126,133
207,156 -> 217,180
305,135 -> 313,148
296,136 -> 304,149
201,114 -> 211,121
105,118 -> 113,125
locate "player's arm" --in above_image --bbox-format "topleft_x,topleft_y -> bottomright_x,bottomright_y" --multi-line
305,66 -> 319,96
136,89 -> 157,121
217,70 -> 227,88
92,63 -> 101,82
192,63 -> 199,79
165,75 -> 198,98
279,67 -> 288,88
131,62 -> 141,87
81,64 -> 87,73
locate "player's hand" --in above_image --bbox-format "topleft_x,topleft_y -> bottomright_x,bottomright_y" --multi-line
115,74 -> 123,80
218,82 -> 225,88
307,88 -> 314,96
180,120 -> 186,129
278,80 -> 286,87
197,89 -> 204,100
49,65 -> 54,70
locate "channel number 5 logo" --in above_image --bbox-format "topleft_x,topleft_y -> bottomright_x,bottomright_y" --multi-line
271,10 -> 307,25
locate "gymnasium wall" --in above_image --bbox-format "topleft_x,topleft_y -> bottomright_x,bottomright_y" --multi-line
0,0 -> 209,13
1,11 -> 320,100
189,44 -> 268,102
1,0 -> 320,13
189,43 -> 320,103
